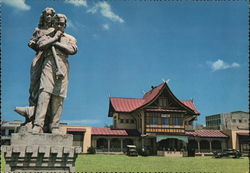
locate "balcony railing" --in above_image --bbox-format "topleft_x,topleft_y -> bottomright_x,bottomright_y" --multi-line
145,125 -> 185,133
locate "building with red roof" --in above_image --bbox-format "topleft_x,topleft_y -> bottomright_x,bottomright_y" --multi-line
89,82 -> 229,156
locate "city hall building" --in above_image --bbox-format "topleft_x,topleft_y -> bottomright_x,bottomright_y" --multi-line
60,82 -> 229,156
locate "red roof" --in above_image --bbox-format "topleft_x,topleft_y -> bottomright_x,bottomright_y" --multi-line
67,128 -> 86,132
110,83 -> 199,114
110,98 -> 144,112
185,130 -> 228,138
181,100 -> 199,114
91,128 -> 140,136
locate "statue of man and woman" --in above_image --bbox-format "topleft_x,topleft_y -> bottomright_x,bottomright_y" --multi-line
15,8 -> 77,134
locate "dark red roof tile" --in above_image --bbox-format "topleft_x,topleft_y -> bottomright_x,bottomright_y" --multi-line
185,130 -> 228,138
110,98 -> 144,112
181,100 -> 200,114
110,83 -> 199,114
91,128 -> 140,136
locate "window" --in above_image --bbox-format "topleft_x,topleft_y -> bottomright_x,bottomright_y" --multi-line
232,119 -> 236,123
151,113 -> 158,125
120,119 -> 124,123
239,119 -> 242,123
162,117 -> 168,126
9,130 -> 14,136
159,98 -> 167,107
174,117 -> 179,125
170,114 -> 183,126
130,119 -> 135,124
1,130 -> 5,136
125,119 -> 129,123
113,119 -> 117,128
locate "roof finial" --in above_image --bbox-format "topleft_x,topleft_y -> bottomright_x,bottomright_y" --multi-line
162,78 -> 170,84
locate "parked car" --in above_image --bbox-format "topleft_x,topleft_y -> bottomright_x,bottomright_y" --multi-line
126,145 -> 138,156
213,149 -> 242,158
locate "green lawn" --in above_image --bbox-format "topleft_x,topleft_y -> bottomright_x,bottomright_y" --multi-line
2,153 -> 249,173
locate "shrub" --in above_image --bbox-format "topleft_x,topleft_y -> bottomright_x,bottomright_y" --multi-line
87,146 -> 96,154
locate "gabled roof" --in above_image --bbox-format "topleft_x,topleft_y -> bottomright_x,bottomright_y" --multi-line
91,128 -> 140,136
109,82 -> 199,116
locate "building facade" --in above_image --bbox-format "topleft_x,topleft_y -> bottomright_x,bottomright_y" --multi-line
206,111 -> 249,130
90,82 -> 228,156
1,120 -> 22,145
206,111 -> 249,155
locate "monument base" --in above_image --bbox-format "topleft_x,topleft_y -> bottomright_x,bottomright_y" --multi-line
2,132 -> 81,173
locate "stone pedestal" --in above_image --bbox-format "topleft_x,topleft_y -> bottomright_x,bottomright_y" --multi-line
1,132 -> 81,173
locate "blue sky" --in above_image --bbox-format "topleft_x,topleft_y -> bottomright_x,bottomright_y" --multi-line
2,0 -> 248,127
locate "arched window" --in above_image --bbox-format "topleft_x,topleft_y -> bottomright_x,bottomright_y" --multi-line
96,138 -> 108,152
110,138 -> 121,152
211,140 -> 221,151
200,140 -> 209,152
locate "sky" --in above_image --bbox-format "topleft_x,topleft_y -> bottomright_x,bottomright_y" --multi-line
2,0 -> 248,127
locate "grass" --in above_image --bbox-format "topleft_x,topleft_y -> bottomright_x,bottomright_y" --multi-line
75,154 -> 249,173
1,153 -> 249,173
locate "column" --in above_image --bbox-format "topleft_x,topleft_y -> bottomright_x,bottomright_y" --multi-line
183,142 -> 187,150
224,139 -> 227,149
183,142 -> 187,157
141,112 -> 145,134
142,137 -> 144,149
197,140 -> 200,153
108,139 -> 111,152
209,140 -> 212,152
121,139 -> 123,152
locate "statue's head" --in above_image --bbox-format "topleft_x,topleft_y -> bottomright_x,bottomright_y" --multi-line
38,8 -> 56,29
54,14 -> 67,32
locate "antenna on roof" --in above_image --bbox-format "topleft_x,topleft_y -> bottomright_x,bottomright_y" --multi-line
108,93 -> 111,98
142,90 -> 146,94
191,97 -> 194,103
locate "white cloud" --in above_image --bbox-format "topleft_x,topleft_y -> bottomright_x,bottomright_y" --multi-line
208,59 -> 240,71
2,0 -> 30,11
62,119 -> 101,125
102,24 -> 110,30
64,0 -> 87,7
87,2 -> 124,23
67,19 -> 77,30
232,62 -> 240,68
